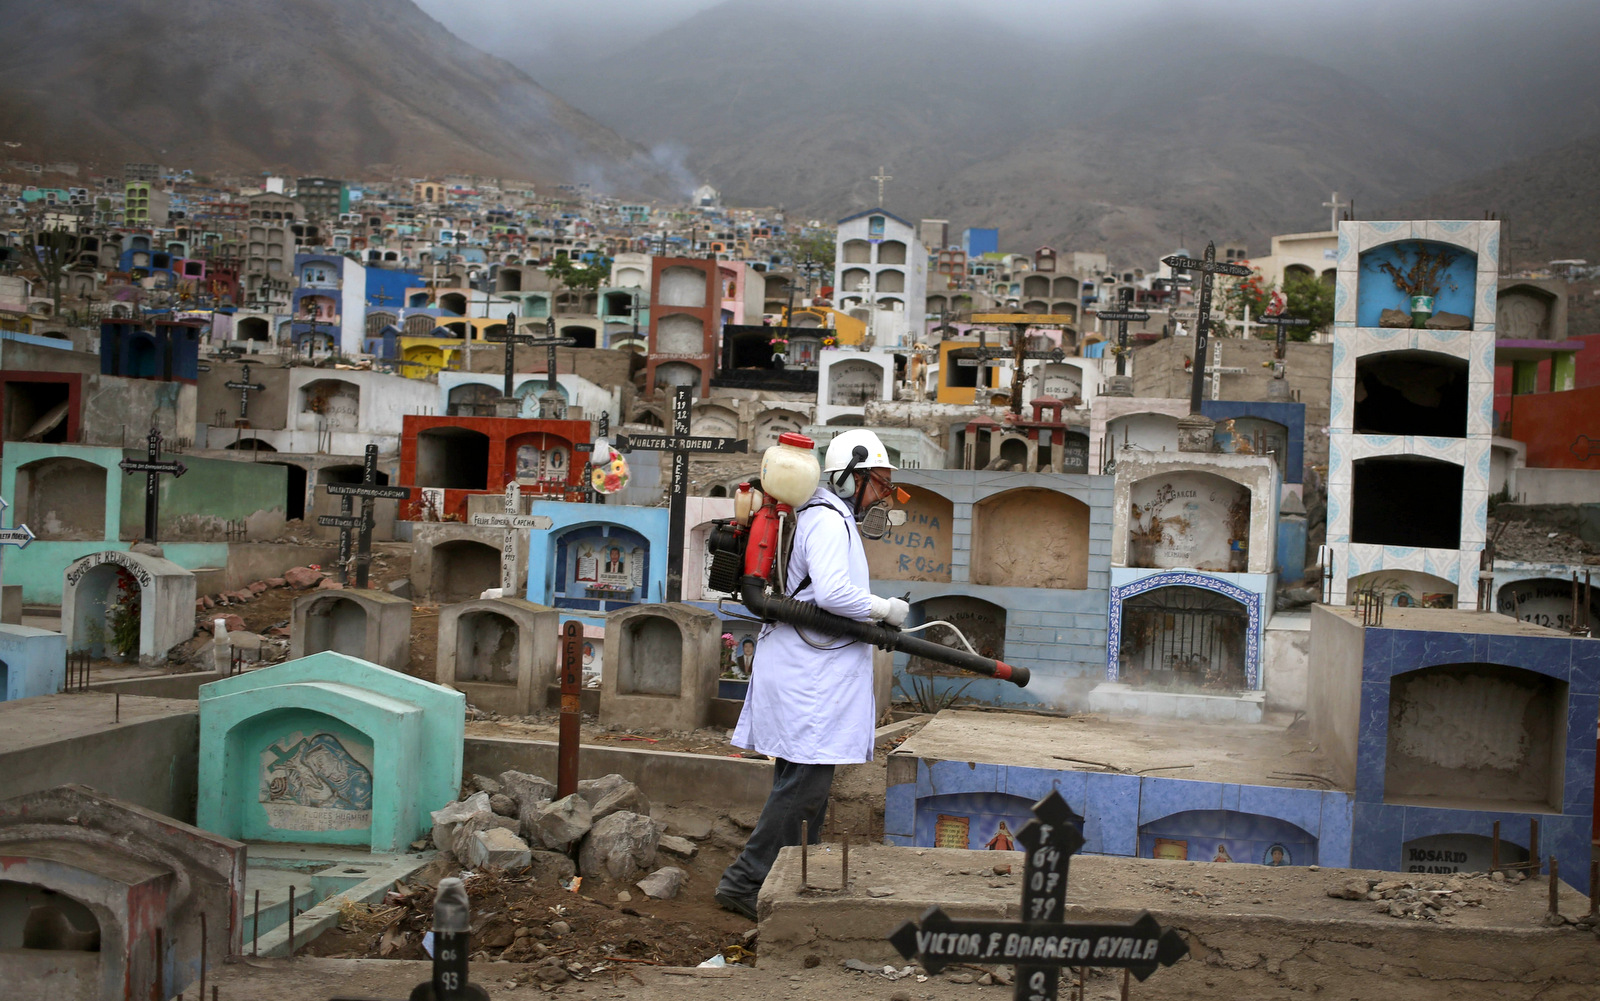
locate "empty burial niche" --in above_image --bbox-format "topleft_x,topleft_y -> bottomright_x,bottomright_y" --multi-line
971,488 -> 1089,588
907,595 -> 1005,677
456,611 -> 517,683
1385,663 -> 1567,812
305,596 -> 367,656
1128,472 -> 1251,573
1118,586 -> 1250,693
3,380 -> 70,443
14,457 -> 106,540
618,617 -> 682,696
0,882 -> 102,951
1351,457 -> 1462,550
417,427 -> 490,490
431,540 -> 501,604
1354,351 -> 1468,438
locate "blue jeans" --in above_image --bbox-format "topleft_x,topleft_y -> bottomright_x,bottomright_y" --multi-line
716,758 -> 835,900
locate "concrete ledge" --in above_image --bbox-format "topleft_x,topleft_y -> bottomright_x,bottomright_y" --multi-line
1088,682 -> 1264,723
251,852 -> 430,958
757,845 -> 1600,999
89,670 -> 220,699
464,736 -> 774,814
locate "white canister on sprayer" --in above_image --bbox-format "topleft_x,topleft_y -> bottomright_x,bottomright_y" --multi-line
758,432 -> 821,507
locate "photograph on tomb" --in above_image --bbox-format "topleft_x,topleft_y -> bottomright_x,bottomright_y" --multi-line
1128,474 -> 1251,572
555,525 -> 651,610
1349,571 -> 1456,609
1138,810 -> 1316,867
259,729 -> 375,831
916,792 -> 1035,851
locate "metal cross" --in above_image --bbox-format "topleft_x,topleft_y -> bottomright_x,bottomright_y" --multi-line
224,361 -> 265,422
485,314 -> 575,400
319,445 -> 409,586
1260,311 -> 1312,362
119,426 -> 187,544
1097,289 -> 1150,378
614,385 -> 748,602
889,791 -> 1188,999
1161,243 -> 1253,414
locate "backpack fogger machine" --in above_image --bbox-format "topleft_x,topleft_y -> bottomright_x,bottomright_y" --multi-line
704,432 -> 1030,688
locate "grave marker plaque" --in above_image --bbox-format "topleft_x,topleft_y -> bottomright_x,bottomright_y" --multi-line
614,385 -> 747,601
889,791 -> 1188,998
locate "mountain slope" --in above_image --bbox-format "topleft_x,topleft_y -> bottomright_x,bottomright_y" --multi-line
0,0 -> 670,190
540,0 -> 1595,263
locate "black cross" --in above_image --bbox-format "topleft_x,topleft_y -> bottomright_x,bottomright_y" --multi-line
1098,289 -> 1150,377
119,426 -> 187,544
1260,312 -> 1312,362
319,445 -> 409,587
956,330 -> 1072,410
1161,242 -> 1253,413
889,791 -> 1188,999
225,361 -> 265,421
614,385 -> 747,602
485,313 -> 574,400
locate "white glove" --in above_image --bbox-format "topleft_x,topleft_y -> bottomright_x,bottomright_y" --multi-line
870,595 -> 910,627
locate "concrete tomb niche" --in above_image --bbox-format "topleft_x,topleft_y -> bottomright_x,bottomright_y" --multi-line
867,485 -> 953,583
691,405 -> 739,439
906,595 -> 1006,677
0,784 -> 244,1001
1497,577 -> 1600,629
753,409 -> 805,450
1353,350 -> 1468,438
970,487 -> 1089,589
416,426 -> 490,490
0,625 -> 66,701
553,523 -> 652,612
653,361 -> 702,392
1350,570 -> 1458,609
198,651 -> 465,851
1401,832 -> 1529,876
61,550 -> 196,667
1137,809 -> 1316,866
655,313 -> 704,355
1496,284 -> 1557,341
436,597 -> 558,716
1351,456 -> 1462,550
1213,417 -> 1289,479
1127,471 -> 1252,573
429,539 -> 502,603
1384,662 -> 1567,813
1036,362 -> 1082,402
1117,584 -> 1251,693
658,266 -> 708,309
290,590 -> 412,671
828,358 -> 886,406
300,378 -> 361,431
14,455 -> 108,540
600,602 -> 721,732
1107,412 -> 1180,456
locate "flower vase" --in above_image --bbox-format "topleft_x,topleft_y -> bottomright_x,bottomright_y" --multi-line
1408,295 -> 1435,329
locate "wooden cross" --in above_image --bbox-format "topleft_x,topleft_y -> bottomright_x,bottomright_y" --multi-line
319,445 -> 409,586
119,425 -> 187,544
1097,289 -> 1150,377
956,328 -> 1072,413
890,791 -> 1187,998
225,361 -> 265,422
1161,243 -> 1253,413
614,385 -> 747,601
485,314 -> 574,400
467,481 -> 553,595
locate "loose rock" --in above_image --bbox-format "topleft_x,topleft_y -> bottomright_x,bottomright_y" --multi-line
591,779 -> 651,822
472,774 -> 504,796
489,793 -> 519,818
575,773 -> 630,808
498,770 -> 555,811
658,834 -> 698,860
468,828 -> 533,870
528,849 -> 577,884
430,792 -> 492,853
284,566 -> 324,589
527,794 -> 593,854
636,866 -> 687,900
578,810 -> 663,883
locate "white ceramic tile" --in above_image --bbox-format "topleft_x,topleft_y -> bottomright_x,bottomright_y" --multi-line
1357,220 -> 1411,252
1333,277 -> 1356,325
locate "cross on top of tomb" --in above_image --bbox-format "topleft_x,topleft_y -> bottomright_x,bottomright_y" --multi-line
319,444 -> 409,586
486,314 -> 575,401
1161,243 -> 1253,415
1097,289 -> 1151,378
614,385 -> 747,602
889,791 -> 1188,998
468,480 -> 554,595
225,361 -> 265,422
1322,191 -> 1349,233
119,425 -> 187,544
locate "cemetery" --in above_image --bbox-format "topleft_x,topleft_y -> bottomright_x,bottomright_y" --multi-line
0,215 -> 1596,1001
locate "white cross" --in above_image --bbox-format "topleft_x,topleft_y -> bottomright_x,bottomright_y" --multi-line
1238,304 -> 1259,340
1322,191 -> 1348,233
1210,341 -> 1246,400
500,481 -> 521,593
872,166 -> 893,205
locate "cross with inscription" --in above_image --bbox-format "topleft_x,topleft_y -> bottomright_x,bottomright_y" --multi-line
119,426 -> 187,544
468,481 -> 553,595
319,445 -> 410,587
890,791 -> 1188,1000
0,495 -> 36,599
1161,243 -> 1254,413
485,314 -> 575,402
957,321 -> 1074,414
615,385 -> 747,602
225,361 -> 265,422
1260,309 -> 1311,376
1098,289 -> 1150,378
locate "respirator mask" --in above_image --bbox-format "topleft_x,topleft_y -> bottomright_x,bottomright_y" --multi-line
831,460 -> 907,541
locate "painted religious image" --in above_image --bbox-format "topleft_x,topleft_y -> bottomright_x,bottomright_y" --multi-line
259,730 -> 374,831
917,792 -> 1037,852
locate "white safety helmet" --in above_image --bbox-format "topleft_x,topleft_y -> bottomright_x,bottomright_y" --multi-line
822,428 -> 895,473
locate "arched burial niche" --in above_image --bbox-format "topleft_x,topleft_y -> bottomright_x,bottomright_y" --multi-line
0,879 -> 103,951
416,426 -> 490,489
658,266 -> 708,308
1351,456 -> 1462,550
1497,577 -> 1600,630
1496,283 -> 1559,340
619,616 -> 681,696
1127,471 -> 1251,573
906,595 -> 1005,676
233,707 -> 377,844
655,313 -> 704,354
653,361 -> 702,395
1118,584 -> 1251,693
1349,570 -> 1457,609
1138,810 -> 1316,866
1107,412 -> 1180,456
301,594 -> 368,657
437,597 -> 556,714
447,382 -> 501,417
868,485 -> 954,583
1353,350 -> 1468,438
14,456 -> 107,540
454,610 -> 518,682
301,378 -> 362,431
828,358 -> 885,406
429,539 -> 501,603
62,550 -> 194,666
1385,663 -> 1567,812
971,487 -> 1089,588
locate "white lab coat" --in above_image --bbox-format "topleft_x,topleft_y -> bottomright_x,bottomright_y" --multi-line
731,487 -> 877,765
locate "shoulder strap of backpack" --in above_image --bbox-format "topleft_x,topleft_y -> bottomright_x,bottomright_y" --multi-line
787,499 -> 853,597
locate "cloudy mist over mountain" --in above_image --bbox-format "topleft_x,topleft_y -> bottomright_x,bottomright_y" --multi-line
417,0 -> 1600,262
